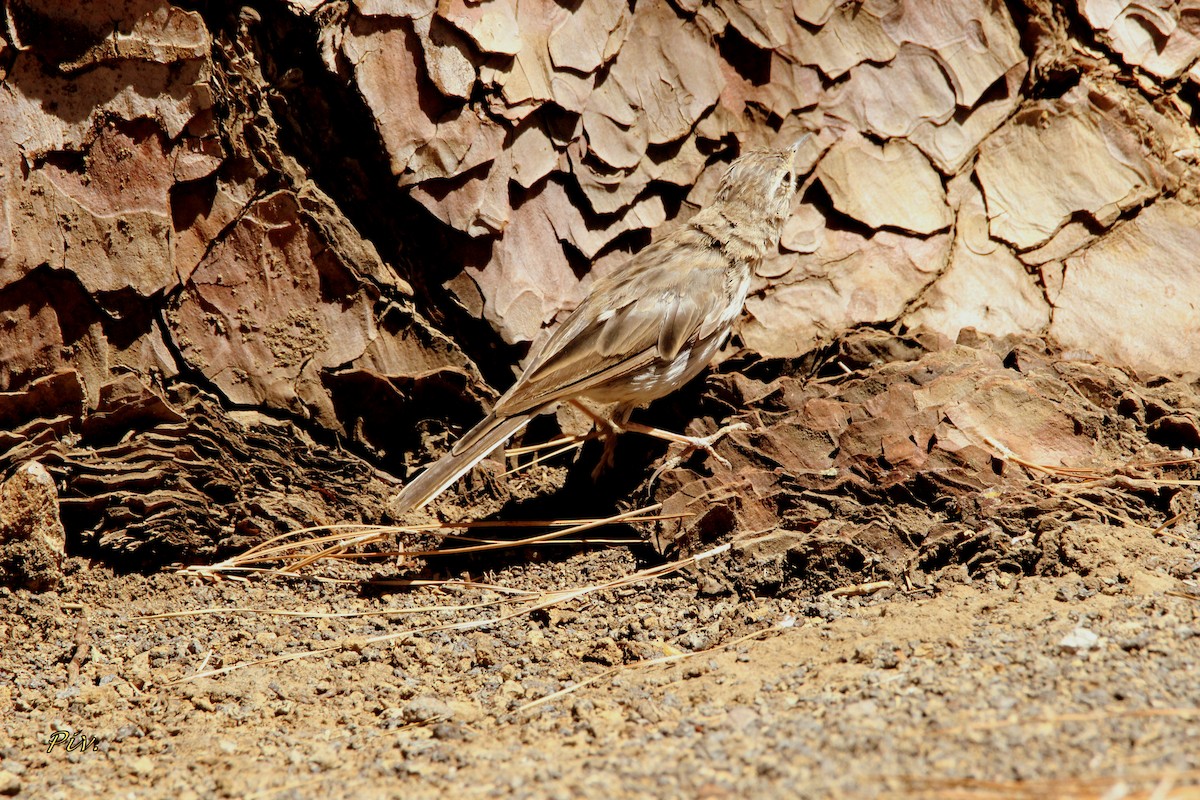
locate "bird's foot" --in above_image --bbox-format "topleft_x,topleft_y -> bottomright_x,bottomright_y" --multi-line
589,421 -> 622,481
646,421 -> 749,489
657,422 -> 748,472
568,400 -> 748,479
566,400 -> 624,480
624,420 -> 749,472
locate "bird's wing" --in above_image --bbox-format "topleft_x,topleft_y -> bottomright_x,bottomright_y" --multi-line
495,233 -> 731,416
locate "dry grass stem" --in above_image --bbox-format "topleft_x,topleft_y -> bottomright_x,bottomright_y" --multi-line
504,434 -> 592,457
827,580 -> 893,598
164,539 -> 738,684
982,436 -> 1199,538
135,594 -> 511,622
501,437 -> 588,475
182,505 -> 676,580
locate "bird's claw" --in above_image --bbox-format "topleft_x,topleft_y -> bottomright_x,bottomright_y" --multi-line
590,434 -> 619,481
662,420 -> 749,472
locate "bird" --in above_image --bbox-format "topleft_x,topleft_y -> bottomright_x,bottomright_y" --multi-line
392,140 -> 804,513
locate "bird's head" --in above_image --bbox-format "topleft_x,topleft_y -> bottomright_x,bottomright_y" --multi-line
711,138 -> 805,236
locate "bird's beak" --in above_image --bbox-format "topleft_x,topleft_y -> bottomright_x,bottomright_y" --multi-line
788,135 -> 811,186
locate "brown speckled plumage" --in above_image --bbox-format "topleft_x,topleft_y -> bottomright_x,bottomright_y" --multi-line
393,142 -> 802,513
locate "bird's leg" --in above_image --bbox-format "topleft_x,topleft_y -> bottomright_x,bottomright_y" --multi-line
568,400 -> 625,479
619,420 -> 749,470
570,400 -> 747,475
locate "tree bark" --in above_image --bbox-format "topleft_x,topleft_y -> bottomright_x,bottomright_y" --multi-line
0,0 -> 1197,564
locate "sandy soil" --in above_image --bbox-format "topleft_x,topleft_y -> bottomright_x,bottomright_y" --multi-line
4,520 -> 1199,799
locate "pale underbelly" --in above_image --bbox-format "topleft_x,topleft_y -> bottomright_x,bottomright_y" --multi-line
580,327 -> 731,407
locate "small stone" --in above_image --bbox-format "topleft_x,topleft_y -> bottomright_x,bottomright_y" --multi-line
584,637 -> 622,667
0,769 -> 20,796
725,705 -> 759,731
402,695 -> 452,723
0,461 -> 66,591
1058,626 -> 1100,653
113,725 -> 142,742
873,643 -> 901,669
431,722 -> 468,740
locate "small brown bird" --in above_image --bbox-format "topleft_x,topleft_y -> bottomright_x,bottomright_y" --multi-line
393,141 -> 803,513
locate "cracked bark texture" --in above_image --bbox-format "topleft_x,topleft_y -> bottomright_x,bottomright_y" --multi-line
0,0 -> 1198,562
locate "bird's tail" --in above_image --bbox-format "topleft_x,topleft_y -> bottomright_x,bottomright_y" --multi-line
391,409 -> 538,513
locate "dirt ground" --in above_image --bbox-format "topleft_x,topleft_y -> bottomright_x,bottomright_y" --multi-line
4,333 -> 1200,799
3,528 -> 1199,799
